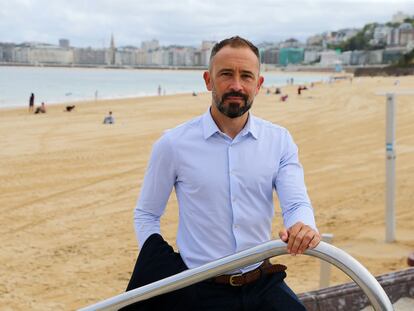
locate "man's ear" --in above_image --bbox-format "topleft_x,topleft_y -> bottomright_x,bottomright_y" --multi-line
203,71 -> 212,91
256,75 -> 264,94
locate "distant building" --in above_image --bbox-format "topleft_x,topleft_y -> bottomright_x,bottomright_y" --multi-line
31,45 -> 73,64
115,47 -> 139,66
306,29 -> 358,48
141,39 -> 159,52
340,51 -> 353,65
398,23 -> 414,47
0,45 -> 5,61
387,28 -> 400,46
407,40 -> 414,52
193,46 -> 212,67
73,48 -> 106,65
108,34 -> 116,65
193,51 -> 202,66
59,39 -> 70,48
13,46 -> 31,63
386,23 -> 414,47
260,48 -> 279,65
371,26 -> 391,45
150,48 -> 166,66
279,38 -> 302,48
392,11 -> 410,23
319,29 -> 358,46
135,49 -> 148,65
279,48 -> 304,66
383,47 -> 406,64
350,51 -> 369,66
303,50 -> 320,64
367,50 -> 384,65
339,29 -> 359,42
201,40 -> 215,50
0,43 -> 17,62
200,40 -> 215,66
319,50 -> 341,67
13,44 -> 73,64
166,46 -> 195,66
306,34 -> 324,46
200,49 -> 211,66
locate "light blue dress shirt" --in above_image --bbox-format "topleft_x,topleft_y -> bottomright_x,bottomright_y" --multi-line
134,109 -> 316,273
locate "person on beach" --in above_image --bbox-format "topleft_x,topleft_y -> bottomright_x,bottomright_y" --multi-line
103,111 -> 114,124
29,93 -> 35,112
281,94 -> 289,102
124,36 -> 319,311
65,105 -> 76,112
34,102 -> 46,114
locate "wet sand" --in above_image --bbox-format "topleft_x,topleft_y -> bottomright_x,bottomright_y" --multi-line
1,76 -> 413,310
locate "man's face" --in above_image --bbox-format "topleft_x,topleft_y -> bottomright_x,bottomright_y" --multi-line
203,46 -> 264,118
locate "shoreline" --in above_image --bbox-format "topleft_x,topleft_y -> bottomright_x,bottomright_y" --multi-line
0,61 -> 351,74
0,62 -> 209,71
0,91 -> 207,111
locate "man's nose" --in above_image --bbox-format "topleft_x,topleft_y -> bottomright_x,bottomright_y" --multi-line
229,76 -> 243,92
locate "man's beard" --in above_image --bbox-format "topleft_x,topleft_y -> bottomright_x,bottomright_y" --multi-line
213,91 -> 253,118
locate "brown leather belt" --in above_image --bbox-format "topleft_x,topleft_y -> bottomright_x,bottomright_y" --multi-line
210,259 -> 287,286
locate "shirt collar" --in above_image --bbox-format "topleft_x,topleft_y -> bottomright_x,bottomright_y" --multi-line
241,113 -> 258,140
202,108 -> 258,140
202,109 -> 220,139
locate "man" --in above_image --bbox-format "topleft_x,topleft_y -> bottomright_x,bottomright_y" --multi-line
124,36 -> 320,310
29,93 -> 35,113
103,111 -> 115,124
34,102 -> 46,114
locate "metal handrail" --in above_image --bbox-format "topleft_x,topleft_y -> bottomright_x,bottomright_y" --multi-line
79,240 -> 393,311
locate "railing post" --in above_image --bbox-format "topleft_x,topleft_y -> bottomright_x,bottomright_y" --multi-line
376,90 -> 414,242
385,93 -> 396,243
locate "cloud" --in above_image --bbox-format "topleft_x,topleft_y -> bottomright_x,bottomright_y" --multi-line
0,0 -> 413,47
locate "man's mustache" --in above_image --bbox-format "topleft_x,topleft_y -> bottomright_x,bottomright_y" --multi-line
222,91 -> 248,101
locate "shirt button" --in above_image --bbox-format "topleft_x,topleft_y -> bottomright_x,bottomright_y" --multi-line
232,197 -> 236,202
234,225 -> 238,229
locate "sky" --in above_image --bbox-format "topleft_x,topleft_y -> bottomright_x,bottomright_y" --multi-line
0,0 -> 414,48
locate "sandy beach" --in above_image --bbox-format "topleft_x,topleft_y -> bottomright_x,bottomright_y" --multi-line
1,75 -> 413,310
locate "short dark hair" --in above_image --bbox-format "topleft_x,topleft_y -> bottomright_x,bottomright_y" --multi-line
210,36 -> 260,65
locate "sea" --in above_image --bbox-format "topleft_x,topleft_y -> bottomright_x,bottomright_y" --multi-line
0,66 -> 329,109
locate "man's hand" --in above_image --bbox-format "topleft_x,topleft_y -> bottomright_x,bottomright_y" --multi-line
278,222 -> 320,255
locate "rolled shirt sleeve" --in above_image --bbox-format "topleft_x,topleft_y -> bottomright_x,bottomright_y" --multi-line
134,133 -> 177,248
275,130 -> 317,231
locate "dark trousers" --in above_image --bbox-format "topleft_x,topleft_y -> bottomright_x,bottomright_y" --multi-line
122,234 -> 306,311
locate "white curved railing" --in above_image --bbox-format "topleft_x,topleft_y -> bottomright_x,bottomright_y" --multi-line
79,240 -> 393,311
